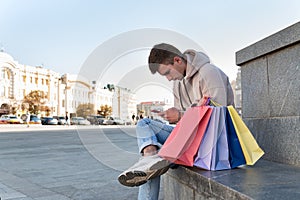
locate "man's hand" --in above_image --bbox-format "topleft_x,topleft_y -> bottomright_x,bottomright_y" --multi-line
198,96 -> 210,106
160,107 -> 180,124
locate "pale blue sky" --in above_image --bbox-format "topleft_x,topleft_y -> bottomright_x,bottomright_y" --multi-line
1,0 -> 300,102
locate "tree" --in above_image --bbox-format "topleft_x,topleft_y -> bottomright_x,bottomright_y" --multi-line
23,90 -> 47,115
97,105 -> 112,118
105,84 -> 115,91
76,103 -> 94,117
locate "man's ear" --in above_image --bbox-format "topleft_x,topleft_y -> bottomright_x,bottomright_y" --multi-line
174,56 -> 182,64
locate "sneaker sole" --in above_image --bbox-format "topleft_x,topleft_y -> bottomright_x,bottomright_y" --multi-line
118,171 -> 147,187
118,160 -> 170,187
147,159 -> 170,180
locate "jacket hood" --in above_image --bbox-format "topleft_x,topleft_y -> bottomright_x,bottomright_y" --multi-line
184,49 -> 210,79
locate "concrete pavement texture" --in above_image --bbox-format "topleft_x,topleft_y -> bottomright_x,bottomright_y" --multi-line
0,125 -> 155,200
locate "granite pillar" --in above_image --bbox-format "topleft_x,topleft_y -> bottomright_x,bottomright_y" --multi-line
236,22 -> 300,166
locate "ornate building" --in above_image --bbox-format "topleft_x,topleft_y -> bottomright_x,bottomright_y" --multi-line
60,74 -> 114,118
0,51 -> 137,120
0,51 -> 60,117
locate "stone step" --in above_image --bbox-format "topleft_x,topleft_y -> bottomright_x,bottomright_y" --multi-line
163,159 -> 300,200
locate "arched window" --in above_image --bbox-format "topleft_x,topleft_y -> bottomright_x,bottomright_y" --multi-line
0,86 -> 5,96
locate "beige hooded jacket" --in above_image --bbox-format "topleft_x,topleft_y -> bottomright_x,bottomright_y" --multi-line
173,50 -> 234,111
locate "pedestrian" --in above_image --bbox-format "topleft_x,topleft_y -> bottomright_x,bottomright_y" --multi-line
26,111 -> 30,127
118,43 -> 235,200
65,112 -> 69,126
131,114 -> 136,122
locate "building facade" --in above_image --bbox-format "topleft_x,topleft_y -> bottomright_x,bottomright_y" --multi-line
136,100 -> 173,120
0,52 -> 137,120
110,86 -> 137,121
234,68 -> 242,113
0,51 -> 60,117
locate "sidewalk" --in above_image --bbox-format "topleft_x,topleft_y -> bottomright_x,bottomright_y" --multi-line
0,126 -> 140,200
0,124 -> 75,132
0,124 -> 136,133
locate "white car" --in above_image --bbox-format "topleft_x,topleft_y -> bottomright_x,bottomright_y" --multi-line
53,116 -> 67,125
102,117 -> 125,125
70,117 -> 91,125
0,115 -> 23,124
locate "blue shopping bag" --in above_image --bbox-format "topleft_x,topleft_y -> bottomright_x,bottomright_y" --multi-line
225,109 -> 246,168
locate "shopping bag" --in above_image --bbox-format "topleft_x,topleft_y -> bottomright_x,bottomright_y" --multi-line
175,107 -> 213,166
227,106 -> 264,165
210,107 -> 231,170
158,106 -> 212,166
225,108 -> 246,168
194,107 -> 231,170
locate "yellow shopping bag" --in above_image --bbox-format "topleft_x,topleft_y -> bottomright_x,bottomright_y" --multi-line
227,106 -> 264,165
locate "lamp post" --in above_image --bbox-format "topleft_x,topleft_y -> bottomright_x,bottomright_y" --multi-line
117,87 -> 120,118
61,74 -> 68,117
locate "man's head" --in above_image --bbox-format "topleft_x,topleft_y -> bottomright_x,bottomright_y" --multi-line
148,43 -> 187,81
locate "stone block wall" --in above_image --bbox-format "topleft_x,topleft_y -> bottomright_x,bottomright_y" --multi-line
236,22 -> 300,166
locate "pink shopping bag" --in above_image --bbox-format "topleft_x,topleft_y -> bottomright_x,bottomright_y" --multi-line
158,106 -> 212,166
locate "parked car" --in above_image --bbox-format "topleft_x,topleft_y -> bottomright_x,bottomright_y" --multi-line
29,115 -> 41,124
0,115 -> 9,124
0,115 -> 23,124
124,119 -> 134,125
8,115 -> 23,124
102,117 -> 125,125
70,117 -> 91,125
87,115 -> 105,125
41,117 -> 58,125
53,116 -> 67,125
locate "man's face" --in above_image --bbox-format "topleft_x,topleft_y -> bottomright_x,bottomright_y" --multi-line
157,57 -> 186,81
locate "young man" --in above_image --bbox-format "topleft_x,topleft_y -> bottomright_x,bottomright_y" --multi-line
118,43 -> 234,200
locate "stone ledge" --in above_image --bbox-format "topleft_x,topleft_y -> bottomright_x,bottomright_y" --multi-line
236,22 -> 300,65
163,159 -> 300,200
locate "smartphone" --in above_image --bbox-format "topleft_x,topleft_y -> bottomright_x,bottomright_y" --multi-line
150,109 -> 161,113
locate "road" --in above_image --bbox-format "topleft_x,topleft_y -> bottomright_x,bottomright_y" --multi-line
0,126 -> 141,200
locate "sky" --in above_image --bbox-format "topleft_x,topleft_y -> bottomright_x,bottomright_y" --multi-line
1,0 -> 300,103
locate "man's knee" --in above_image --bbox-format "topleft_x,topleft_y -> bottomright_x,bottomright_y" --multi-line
136,118 -> 151,127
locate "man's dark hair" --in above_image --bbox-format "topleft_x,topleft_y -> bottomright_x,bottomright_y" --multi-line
148,43 -> 186,74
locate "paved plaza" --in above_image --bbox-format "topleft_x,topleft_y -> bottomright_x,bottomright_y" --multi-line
0,125 -> 144,200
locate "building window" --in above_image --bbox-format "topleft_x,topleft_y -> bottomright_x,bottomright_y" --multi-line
30,77 -> 33,83
23,75 -> 26,82
42,79 -> 44,85
1,70 -> 4,79
8,87 -> 11,98
0,86 -> 5,96
6,70 -> 10,80
35,77 -> 38,84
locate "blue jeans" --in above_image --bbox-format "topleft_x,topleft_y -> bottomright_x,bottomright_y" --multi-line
136,118 -> 174,200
